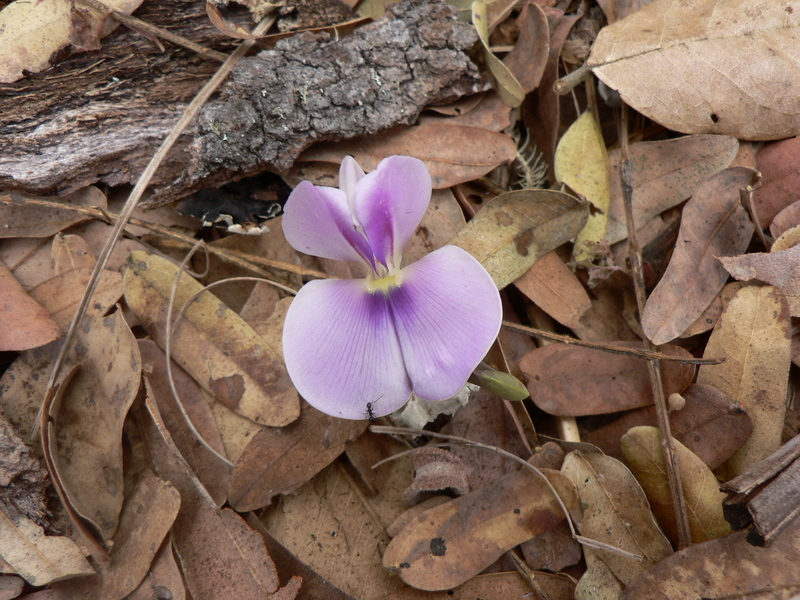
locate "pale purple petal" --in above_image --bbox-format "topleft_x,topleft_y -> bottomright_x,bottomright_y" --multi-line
339,156 -> 365,209
283,278 -> 412,419
353,156 -> 431,270
388,246 -> 502,401
282,181 -> 373,265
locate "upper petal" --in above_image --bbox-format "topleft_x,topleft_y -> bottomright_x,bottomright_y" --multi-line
353,156 -> 432,269
388,246 -> 502,401
282,181 -> 373,264
283,278 -> 412,419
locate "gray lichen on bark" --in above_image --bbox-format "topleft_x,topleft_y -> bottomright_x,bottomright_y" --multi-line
164,0 -> 488,202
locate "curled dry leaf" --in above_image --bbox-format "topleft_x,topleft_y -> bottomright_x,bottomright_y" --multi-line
48,475 -> 181,600
53,309 -> 141,541
448,189 -> 589,290
641,167 -> 757,345
584,383 -> 752,470
0,260 -> 60,351
403,448 -> 471,507
620,426 -> 731,545
124,251 -> 299,427
0,507 -> 94,587
562,451 -> 673,585
299,122 -> 517,189
503,1 -> 549,95
521,342 -> 695,417
383,468 -> 577,591
621,524 -> 800,600
0,188 -> 105,238
720,244 -> 800,317
514,251 -> 592,329
770,200 -> 800,240
698,285 -> 791,477
228,401 -> 366,512
471,1 -> 525,107
554,110 -> 611,263
755,136 -> 800,229
606,135 -> 739,244
588,0 -> 800,140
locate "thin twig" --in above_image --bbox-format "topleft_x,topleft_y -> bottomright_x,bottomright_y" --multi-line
40,15 -> 277,441
77,0 -> 230,62
619,104 -> 692,549
501,320 -> 722,365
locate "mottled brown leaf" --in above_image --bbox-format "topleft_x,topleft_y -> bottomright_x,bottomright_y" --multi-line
720,244 -> 800,317
0,260 -> 59,351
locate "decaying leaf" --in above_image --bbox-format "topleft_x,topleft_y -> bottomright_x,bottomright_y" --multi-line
383,468 -> 577,591
299,122 -> 517,189
620,426 -> 731,545
124,251 -> 299,427
605,135 -> 739,244
449,189 -> 588,289
0,506 -> 94,586
228,401 -> 366,512
621,523 -> 800,600
681,281 -> 748,338
720,244 -> 800,317
562,451 -> 673,585
503,1 -> 549,95
641,167 -> 757,345
770,200 -> 800,240
698,286 -> 791,477
53,309 -> 141,541
521,342 -> 695,417
588,0 -> 800,140
0,188 -> 106,238
513,251 -> 592,329
379,571 -> 575,600
584,383 -> 752,470
554,110 -> 611,263
754,136 -> 800,229
0,260 -> 60,351
472,1 -> 525,107
51,234 -> 96,275
575,556 -> 624,600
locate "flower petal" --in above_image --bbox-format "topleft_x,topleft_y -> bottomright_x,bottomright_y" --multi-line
388,246 -> 502,401
354,156 -> 432,269
282,181 -> 373,265
339,155 -> 365,209
283,278 -> 412,419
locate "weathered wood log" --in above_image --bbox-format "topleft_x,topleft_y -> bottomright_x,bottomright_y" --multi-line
0,0 -> 488,208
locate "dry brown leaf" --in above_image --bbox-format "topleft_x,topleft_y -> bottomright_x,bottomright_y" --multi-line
588,0 -> 800,140
584,383 -> 752,470
299,123 -> 517,188
48,475 -> 180,600
124,251 -> 299,427
418,92 -> 513,132
449,189 -> 588,290
698,285 -> 791,477
575,556 -> 624,600
0,238 -> 53,291
0,188 -> 106,238
124,533 -> 186,600
596,0 -> 656,23
0,576 -> 23,600
503,1 -> 549,94
514,252 -> 591,329
139,397 -> 300,600
50,234 -> 95,275
402,188 -> 466,265
228,401 -> 366,512
28,267 -> 124,331
562,451 -> 673,585
606,135 -> 739,244
755,136 -> 800,229
641,167 -> 757,345
383,468 -> 577,591
472,1 -> 525,107
263,442 -> 413,599
770,200 -> 800,240
53,309 -> 141,541
620,426 -> 731,545
140,341 -> 231,507
720,244 -> 800,317
621,523 -> 800,600
681,280 -> 748,338
0,260 -> 60,351
377,571 -> 575,600
0,507 -> 94,587
521,342 -> 695,417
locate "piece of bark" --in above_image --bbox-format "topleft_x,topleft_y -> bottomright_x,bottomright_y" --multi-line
0,0 -> 487,207
0,409 -> 49,528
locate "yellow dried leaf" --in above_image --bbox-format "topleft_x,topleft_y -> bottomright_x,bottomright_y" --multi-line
554,111 -> 611,263
471,1 -> 525,108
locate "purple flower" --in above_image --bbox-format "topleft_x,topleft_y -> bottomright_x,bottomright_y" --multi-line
282,156 -> 502,420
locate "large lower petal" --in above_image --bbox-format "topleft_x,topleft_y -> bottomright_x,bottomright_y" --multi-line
388,246 -> 502,401
283,278 -> 412,419
354,156 -> 431,270
282,181 -> 373,265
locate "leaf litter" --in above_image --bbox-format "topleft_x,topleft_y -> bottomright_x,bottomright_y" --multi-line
2,0 -> 800,598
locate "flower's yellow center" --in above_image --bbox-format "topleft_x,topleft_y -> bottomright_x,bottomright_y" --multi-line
366,272 -> 402,293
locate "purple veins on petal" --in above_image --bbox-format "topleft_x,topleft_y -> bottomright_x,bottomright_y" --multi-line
282,277 -> 412,420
